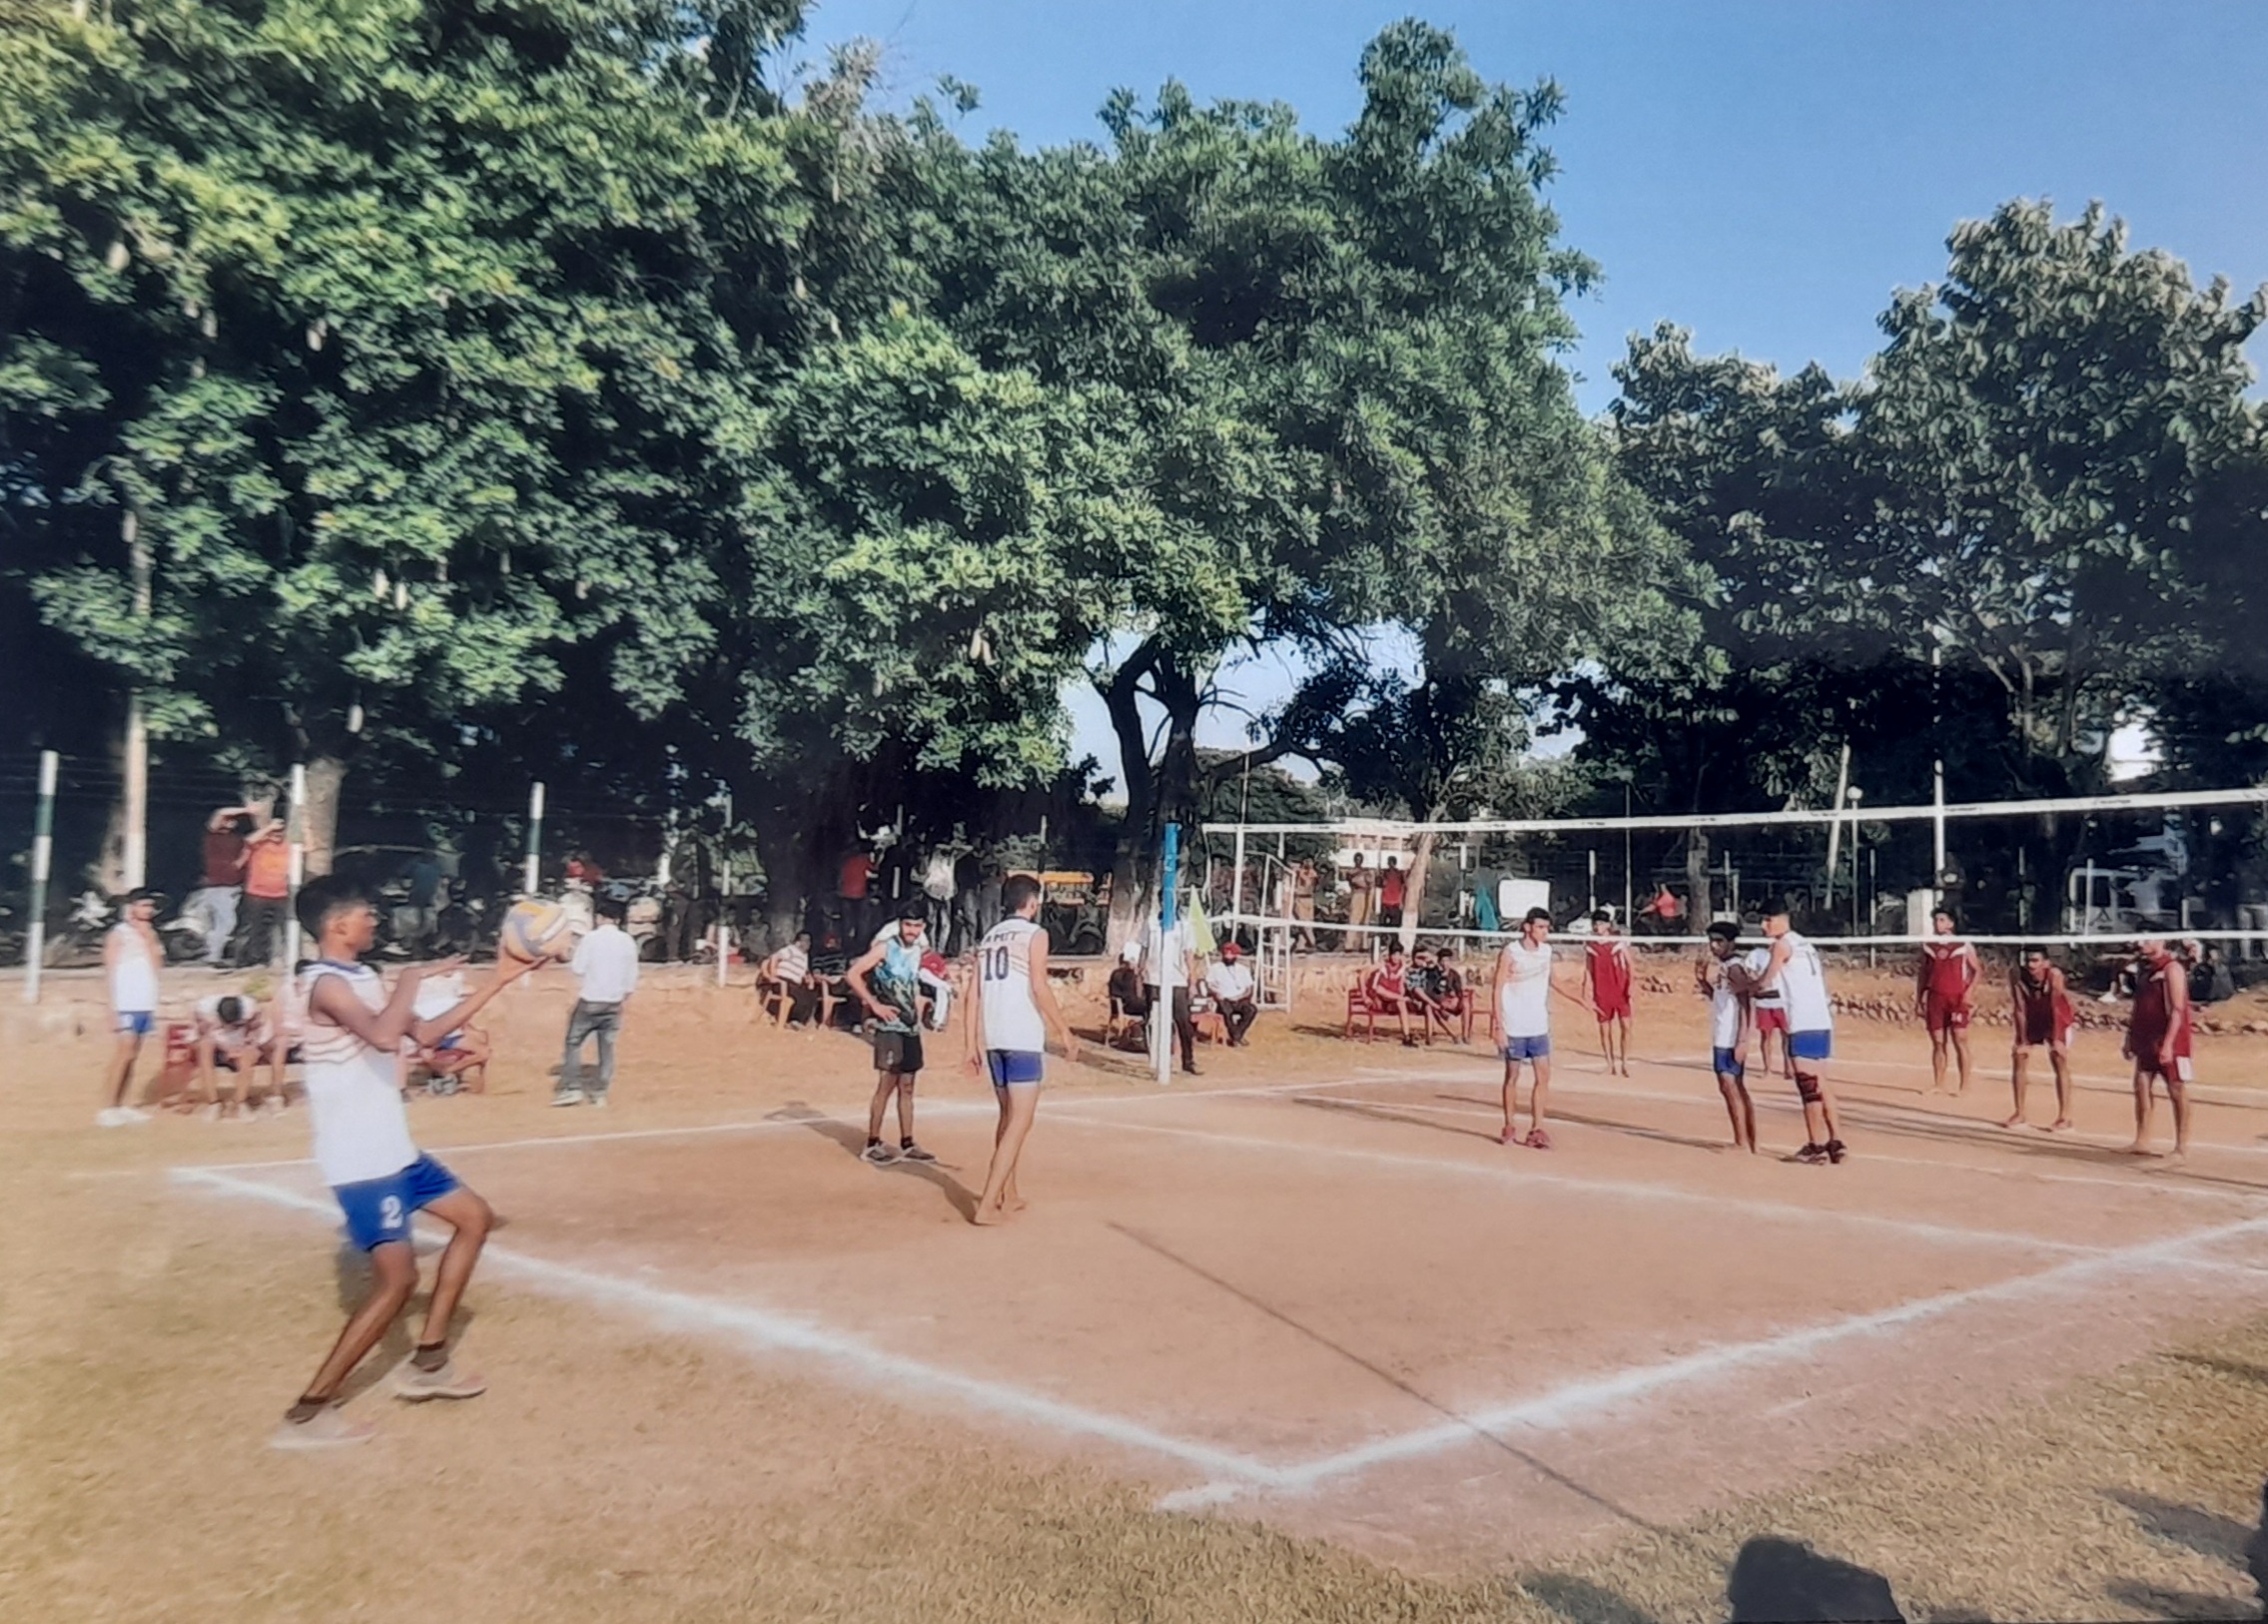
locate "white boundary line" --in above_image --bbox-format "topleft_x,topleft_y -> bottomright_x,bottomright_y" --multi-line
1047,1116 -> 2103,1256
1159,1211 -> 2268,1509
172,1166 -> 1282,1488
173,1131 -> 2268,1515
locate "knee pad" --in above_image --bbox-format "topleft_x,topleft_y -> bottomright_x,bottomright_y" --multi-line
1795,1073 -> 1823,1106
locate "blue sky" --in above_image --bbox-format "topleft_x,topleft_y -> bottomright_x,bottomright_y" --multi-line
797,0 -> 2268,783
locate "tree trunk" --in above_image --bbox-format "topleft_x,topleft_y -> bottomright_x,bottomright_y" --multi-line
1100,644 -> 1160,955
302,754 -> 348,878
1400,825 -> 1439,956
96,718 -> 129,894
1684,829 -> 1713,926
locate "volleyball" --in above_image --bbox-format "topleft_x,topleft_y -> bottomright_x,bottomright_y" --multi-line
499,898 -> 572,963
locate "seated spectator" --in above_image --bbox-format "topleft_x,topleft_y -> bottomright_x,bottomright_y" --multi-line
192,992 -> 285,1119
759,930 -> 832,1029
402,970 -> 490,1094
1108,942 -> 1150,1047
809,934 -> 852,1027
1361,946 -> 1420,1045
1429,946 -> 1473,1042
1203,943 -> 1258,1047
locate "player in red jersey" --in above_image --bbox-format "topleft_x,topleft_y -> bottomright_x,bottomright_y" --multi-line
1914,906 -> 1980,1095
2123,936 -> 2194,1160
1581,909 -> 1634,1077
2003,945 -> 2075,1132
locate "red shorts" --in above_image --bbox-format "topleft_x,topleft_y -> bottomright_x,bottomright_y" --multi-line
1592,990 -> 1632,1022
1755,1007 -> 1790,1035
1924,993 -> 1971,1035
2014,1001 -> 2072,1049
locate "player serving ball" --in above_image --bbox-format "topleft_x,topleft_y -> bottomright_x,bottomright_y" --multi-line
964,873 -> 1080,1225
270,878 -> 545,1449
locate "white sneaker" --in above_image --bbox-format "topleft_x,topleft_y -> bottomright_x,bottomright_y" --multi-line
264,1098 -> 286,1120
199,1103 -> 224,1123
586,1094 -> 607,1110
120,1106 -> 153,1124
96,1108 -> 127,1128
550,1093 -> 581,1108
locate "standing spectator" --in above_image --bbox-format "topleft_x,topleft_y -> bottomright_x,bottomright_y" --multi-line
555,894 -> 638,1108
192,805 -> 253,967
1140,900 -> 1203,1076
402,850 -> 443,959
98,888 -> 164,1126
920,844 -> 957,951
836,845 -> 876,945
1378,855 -> 1408,931
1344,852 -> 1375,949
1204,943 -> 1259,1047
1289,858 -> 1318,952
239,817 -> 293,967
952,846 -> 984,956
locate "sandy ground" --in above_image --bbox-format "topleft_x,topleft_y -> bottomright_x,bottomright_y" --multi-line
7,959 -> 2268,1621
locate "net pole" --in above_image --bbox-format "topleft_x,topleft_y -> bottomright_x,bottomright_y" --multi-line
283,763 -> 307,971
22,750 -> 56,1003
523,781 -> 544,899
1932,759 -> 1946,894
1231,826 -> 1246,940
1153,823 -> 1179,1088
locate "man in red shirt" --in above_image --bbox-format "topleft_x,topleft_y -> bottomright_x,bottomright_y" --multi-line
2123,936 -> 2193,1160
1378,855 -> 1408,931
2004,946 -> 2075,1132
240,816 -> 293,967
192,803 -> 255,966
837,846 -> 876,945
1914,906 -> 1980,1095
1581,909 -> 1634,1077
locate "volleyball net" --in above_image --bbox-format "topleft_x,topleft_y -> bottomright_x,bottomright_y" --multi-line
1198,785 -> 2268,956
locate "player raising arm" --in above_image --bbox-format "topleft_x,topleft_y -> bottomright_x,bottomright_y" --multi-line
272,876 -> 537,1449
965,874 -> 1080,1225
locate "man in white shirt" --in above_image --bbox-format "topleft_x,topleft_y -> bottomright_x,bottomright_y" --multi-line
193,992 -> 284,1120
557,893 -> 639,1108
1696,921 -> 1758,1153
965,873 -> 1080,1224
99,888 -> 165,1127
758,929 -> 830,1029
1202,944 -> 1258,1047
1754,897 -> 1848,1165
1139,902 -> 1202,1077
273,875 -> 533,1448
1491,907 -> 1568,1150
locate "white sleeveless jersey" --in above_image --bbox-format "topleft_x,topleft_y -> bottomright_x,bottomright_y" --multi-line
978,917 -> 1048,1053
1706,959 -> 1745,1049
1776,931 -> 1834,1033
1496,939 -> 1554,1038
299,962 -> 419,1187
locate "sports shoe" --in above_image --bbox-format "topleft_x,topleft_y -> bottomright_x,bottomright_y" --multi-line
391,1356 -> 486,1402
199,1102 -> 224,1123
897,1142 -> 938,1164
263,1097 -> 287,1120
861,1141 -> 899,1166
96,1107 -> 128,1128
269,1405 -> 378,1450
585,1093 -> 607,1110
118,1106 -> 152,1123
1826,1139 -> 1849,1165
549,1093 -> 581,1109
1790,1143 -> 1831,1165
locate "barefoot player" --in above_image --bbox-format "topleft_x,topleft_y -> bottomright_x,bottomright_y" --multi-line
271,876 -> 534,1448
1491,908 -> 1564,1150
2123,935 -> 2193,1160
2005,946 -> 2075,1132
1755,898 -> 1847,1165
1916,906 -> 1980,1095
965,873 -> 1080,1225
1698,921 -> 1758,1153
1582,909 -> 1634,1077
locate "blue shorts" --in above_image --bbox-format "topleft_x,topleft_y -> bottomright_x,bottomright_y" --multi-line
1789,1030 -> 1833,1063
332,1154 -> 459,1251
116,1011 -> 155,1038
1712,1046 -> 1746,1081
987,1049 -> 1045,1088
1502,1033 -> 1551,1063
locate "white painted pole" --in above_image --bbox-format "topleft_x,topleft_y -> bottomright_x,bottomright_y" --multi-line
120,506 -> 150,892
1824,742 -> 1852,907
1231,827 -> 1246,936
282,763 -> 308,970
1931,759 -> 1947,895
23,750 -> 57,1002
716,791 -> 732,987
523,781 -> 545,898
1587,848 -> 1597,916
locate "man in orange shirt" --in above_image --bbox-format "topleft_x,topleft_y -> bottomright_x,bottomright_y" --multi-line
240,817 -> 293,967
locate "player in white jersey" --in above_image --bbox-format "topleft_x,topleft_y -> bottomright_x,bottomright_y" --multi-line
270,876 -> 536,1448
1490,907 -> 1569,1150
1754,898 -> 1847,1165
964,874 -> 1080,1225
1697,921 -> 1758,1153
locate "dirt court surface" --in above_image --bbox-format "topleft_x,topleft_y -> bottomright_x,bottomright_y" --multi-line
10,960 -> 2268,1621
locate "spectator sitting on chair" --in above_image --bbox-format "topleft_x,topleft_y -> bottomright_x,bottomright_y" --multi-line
1108,942 -> 1149,1046
759,930 -> 831,1029
1362,945 -> 1420,1046
1203,943 -> 1258,1047
194,992 -> 286,1118
1429,946 -> 1471,1042
406,972 -> 492,1095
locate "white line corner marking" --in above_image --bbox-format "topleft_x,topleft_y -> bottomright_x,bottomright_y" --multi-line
174,1171 -> 2268,1516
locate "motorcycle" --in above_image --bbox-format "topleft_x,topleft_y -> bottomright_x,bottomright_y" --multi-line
43,889 -> 112,968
